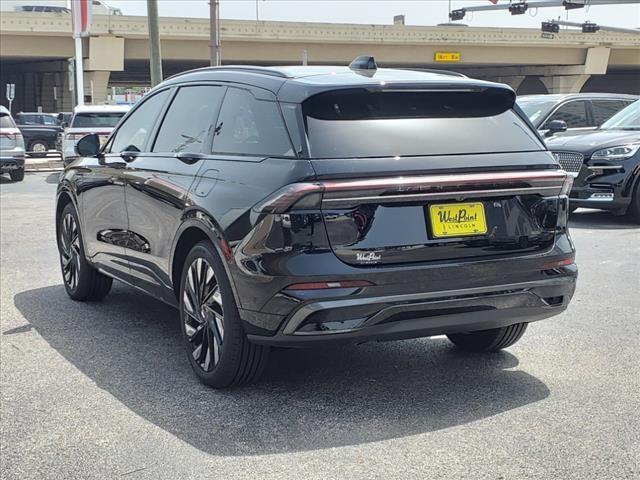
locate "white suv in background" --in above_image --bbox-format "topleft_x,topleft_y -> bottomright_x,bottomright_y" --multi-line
0,106 -> 26,182
63,105 -> 130,165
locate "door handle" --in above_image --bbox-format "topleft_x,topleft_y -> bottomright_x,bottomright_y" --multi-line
176,152 -> 206,164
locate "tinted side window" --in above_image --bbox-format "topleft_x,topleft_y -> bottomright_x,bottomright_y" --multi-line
546,101 -> 589,128
111,90 -> 169,153
42,115 -> 57,125
592,100 -> 629,126
153,85 -> 224,154
212,88 -> 294,157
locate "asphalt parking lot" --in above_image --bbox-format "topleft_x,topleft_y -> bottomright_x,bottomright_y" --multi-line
1,172 -> 638,480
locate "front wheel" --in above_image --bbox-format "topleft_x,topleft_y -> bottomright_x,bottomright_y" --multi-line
625,182 -> 640,224
179,241 -> 269,388
447,323 -> 528,352
57,203 -> 112,301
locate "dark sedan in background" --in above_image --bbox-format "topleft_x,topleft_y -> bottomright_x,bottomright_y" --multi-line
517,93 -> 637,137
547,100 -> 640,222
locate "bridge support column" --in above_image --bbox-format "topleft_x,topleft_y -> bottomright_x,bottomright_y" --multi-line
85,71 -> 111,104
495,76 -> 525,91
540,74 -> 591,94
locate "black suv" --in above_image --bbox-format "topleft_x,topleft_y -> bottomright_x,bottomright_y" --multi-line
57,60 -> 577,388
548,100 -> 640,220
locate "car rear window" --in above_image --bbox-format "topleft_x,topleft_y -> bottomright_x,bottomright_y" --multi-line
71,113 -> 125,128
302,88 -> 544,159
0,115 -> 16,128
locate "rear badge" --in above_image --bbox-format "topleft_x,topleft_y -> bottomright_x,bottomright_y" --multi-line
356,252 -> 382,264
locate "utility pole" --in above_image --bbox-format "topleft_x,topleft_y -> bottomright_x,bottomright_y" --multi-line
147,0 -> 163,87
210,0 -> 221,66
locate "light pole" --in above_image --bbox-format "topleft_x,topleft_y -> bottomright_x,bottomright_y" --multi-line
210,0 -> 221,66
147,0 -> 163,87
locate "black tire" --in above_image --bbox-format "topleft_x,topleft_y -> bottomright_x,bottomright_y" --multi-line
9,168 -> 24,182
447,323 -> 528,352
179,241 -> 269,388
625,182 -> 640,224
28,139 -> 49,158
57,202 -> 112,301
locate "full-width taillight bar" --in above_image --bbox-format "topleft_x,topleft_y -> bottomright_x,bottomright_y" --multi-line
254,170 -> 570,214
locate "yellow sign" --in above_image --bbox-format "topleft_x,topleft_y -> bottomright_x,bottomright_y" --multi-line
434,52 -> 462,63
429,202 -> 487,238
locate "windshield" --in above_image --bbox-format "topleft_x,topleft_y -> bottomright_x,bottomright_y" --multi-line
71,113 -> 125,128
600,101 -> 640,130
516,97 -> 558,124
303,89 -> 543,158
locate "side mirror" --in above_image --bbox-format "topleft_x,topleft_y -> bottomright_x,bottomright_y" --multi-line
546,120 -> 568,137
75,133 -> 101,157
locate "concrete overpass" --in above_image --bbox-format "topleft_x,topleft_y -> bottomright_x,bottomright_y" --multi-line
1,11 -> 638,112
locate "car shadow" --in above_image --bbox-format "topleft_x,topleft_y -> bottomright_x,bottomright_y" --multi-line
13,284 -> 550,457
569,209 -> 639,230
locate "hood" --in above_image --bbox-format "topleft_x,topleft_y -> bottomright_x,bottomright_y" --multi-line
546,129 -> 640,156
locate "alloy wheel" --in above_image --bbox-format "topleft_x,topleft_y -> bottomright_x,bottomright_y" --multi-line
183,258 -> 225,372
60,213 -> 81,290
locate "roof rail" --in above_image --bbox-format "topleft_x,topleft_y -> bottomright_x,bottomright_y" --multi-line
166,66 -> 289,81
404,68 -> 468,78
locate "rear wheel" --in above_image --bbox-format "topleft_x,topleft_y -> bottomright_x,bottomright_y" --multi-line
447,323 -> 528,352
179,241 -> 269,388
9,168 -> 24,182
57,203 -> 112,301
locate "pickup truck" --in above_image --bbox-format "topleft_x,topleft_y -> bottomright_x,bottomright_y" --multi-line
14,112 -> 63,157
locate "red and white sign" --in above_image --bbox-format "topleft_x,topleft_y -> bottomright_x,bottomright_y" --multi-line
71,0 -> 92,38
488,0 -> 499,4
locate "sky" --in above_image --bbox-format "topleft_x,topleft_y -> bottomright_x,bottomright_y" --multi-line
103,0 -> 639,29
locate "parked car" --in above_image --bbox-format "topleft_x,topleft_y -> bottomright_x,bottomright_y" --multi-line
56,60 -> 577,388
548,100 -> 640,221
55,112 -> 73,152
0,106 -> 26,181
517,93 -> 637,138
62,105 -> 130,165
14,112 -> 63,157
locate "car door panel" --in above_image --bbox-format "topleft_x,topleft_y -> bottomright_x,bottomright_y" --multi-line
123,155 -> 202,304
74,155 -> 132,281
121,84 -> 226,303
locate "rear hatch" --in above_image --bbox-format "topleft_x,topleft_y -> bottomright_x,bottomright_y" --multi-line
301,87 -> 567,266
68,111 -> 126,146
0,114 -> 23,152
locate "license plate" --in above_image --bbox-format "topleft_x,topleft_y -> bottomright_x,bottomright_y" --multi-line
429,202 -> 488,238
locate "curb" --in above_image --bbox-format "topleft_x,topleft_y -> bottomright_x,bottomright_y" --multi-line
26,168 -> 64,173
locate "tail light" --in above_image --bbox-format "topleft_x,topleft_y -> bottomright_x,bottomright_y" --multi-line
543,256 -> 575,270
0,132 -> 16,140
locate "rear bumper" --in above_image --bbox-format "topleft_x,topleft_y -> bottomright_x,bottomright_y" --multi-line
0,155 -> 25,171
246,267 -> 577,347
